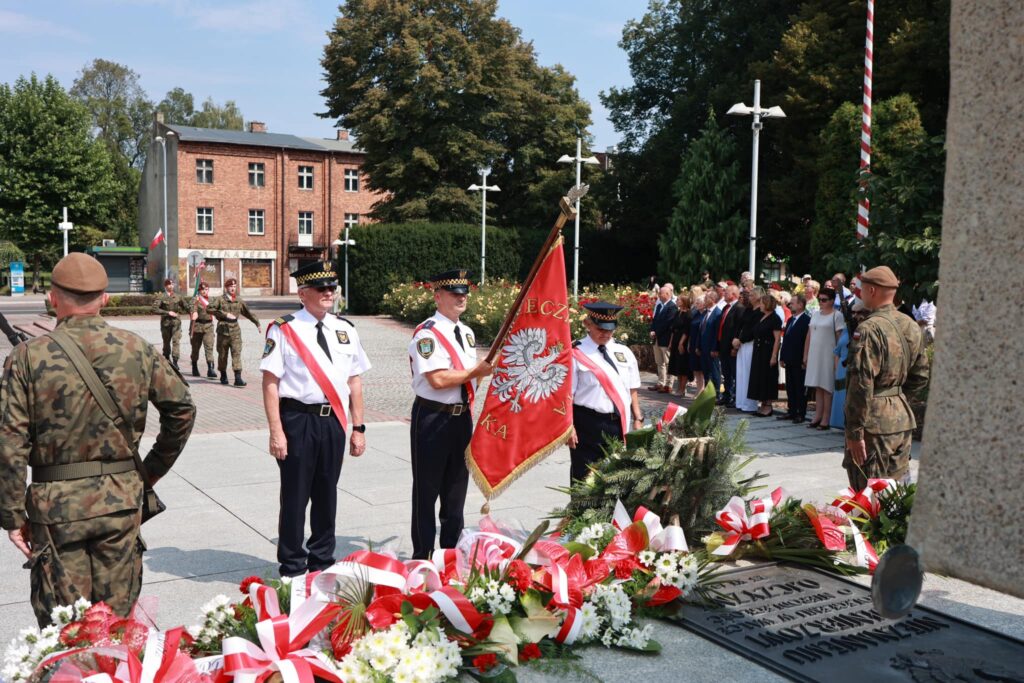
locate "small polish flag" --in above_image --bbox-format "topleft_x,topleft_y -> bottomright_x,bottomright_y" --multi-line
148,229 -> 165,250
656,402 -> 687,432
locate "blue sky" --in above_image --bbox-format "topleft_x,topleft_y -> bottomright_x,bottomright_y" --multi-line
0,0 -> 642,151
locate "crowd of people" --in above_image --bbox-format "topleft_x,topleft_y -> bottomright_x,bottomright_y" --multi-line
648,271 -> 937,429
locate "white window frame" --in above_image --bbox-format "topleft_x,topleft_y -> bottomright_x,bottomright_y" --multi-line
298,211 -> 313,235
344,213 -> 359,229
196,159 -> 213,184
248,209 -> 265,235
344,168 -> 359,192
196,207 -> 214,234
298,165 -> 314,190
248,162 -> 265,187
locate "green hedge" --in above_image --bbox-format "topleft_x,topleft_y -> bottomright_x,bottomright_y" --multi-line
345,222 -> 521,313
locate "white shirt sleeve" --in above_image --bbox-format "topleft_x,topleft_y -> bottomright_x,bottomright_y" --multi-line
348,326 -> 372,376
409,330 -> 453,375
259,324 -> 285,378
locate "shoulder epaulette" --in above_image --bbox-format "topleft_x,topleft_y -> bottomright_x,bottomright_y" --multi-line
334,314 -> 354,326
572,339 -> 582,348
421,319 -> 436,330
272,314 -> 295,327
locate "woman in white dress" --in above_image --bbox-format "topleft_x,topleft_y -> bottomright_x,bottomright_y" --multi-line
803,287 -> 846,430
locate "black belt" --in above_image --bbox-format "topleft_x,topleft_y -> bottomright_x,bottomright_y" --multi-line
574,404 -> 620,420
415,397 -> 470,416
280,397 -> 334,417
33,459 -> 137,483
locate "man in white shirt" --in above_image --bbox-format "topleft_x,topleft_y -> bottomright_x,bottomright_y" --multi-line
569,302 -> 643,483
408,269 -> 492,559
260,261 -> 370,577
913,298 -> 937,344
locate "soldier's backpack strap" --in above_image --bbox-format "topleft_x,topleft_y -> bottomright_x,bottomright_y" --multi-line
43,329 -> 149,486
876,315 -> 912,385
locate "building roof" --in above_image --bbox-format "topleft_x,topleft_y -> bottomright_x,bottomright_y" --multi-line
164,124 -> 364,154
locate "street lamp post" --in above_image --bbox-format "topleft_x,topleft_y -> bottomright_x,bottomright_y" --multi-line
332,230 -> 356,312
57,206 -> 74,257
558,137 -> 599,299
467,166 -> 499,286
727,80 -> 785,278
155,131 -> 176,281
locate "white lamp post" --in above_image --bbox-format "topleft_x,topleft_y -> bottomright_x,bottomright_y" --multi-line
727,80 -> 785,278
467,166 -> 499,286
155,130 -> 176,281
332,231 -> 356,312
57,206 -> 74,257
558,137 -> 599,299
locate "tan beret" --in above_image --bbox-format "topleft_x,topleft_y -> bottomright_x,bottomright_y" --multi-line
51,253 -> 108,294
224,278 -> 238,287
860,266 -> 899,288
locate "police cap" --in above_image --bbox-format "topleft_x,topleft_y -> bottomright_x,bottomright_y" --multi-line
291,261 -> 338,288
51,253 -> 108,294
430,269 -> 470,294
583,301 -> 623,330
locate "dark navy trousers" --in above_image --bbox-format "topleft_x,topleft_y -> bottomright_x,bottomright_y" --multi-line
410,399 -> 472,560
785,365 -> 808,419
569,405 -> 623,484
277,409 -> 346,576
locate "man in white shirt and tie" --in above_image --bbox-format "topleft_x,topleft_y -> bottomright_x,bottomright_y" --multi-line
260,261 -> 370,577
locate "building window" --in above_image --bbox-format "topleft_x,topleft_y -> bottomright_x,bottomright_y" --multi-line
344,168 -> 359,192
298,211 -> 313,236
196,207 -> 213,234
344,213 -> 359,229
196,159 -> 213,184
248,209 -> 265,235
298,165 -> 314,190
248,162 -> 265,187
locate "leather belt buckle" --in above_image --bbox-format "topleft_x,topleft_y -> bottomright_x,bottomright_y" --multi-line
319,404 -> 332,417
451,403 -> 464,416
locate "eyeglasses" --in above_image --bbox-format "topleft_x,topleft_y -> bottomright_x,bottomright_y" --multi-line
818,296 -> 831,302
314,285 -> 338,293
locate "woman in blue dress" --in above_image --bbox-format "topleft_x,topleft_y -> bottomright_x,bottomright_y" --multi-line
830,326 -> 850,429
688,293 -> 706,395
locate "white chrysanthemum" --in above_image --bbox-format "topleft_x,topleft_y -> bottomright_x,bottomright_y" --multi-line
49,605 -> 75,625
72,597 -> 92,618
638,550 -> 656,567
579,602 -> 603,639
655,554 -> 677,573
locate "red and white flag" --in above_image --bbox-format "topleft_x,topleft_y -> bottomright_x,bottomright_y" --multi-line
148,228 -> 165,250
466,237 -> 573,499
656,402 -> 686,432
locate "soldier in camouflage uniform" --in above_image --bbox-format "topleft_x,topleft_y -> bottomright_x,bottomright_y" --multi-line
0,253 -> 195,627
843,266 -> 929,490
208,278 -> 261,386
153,278 -> 189,370
188,281 -> 218,378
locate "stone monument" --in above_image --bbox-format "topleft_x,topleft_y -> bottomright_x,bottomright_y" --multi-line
907,0 -> 1024,597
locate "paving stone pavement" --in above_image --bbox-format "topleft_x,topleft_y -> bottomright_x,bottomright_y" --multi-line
1,310 -> 1021,682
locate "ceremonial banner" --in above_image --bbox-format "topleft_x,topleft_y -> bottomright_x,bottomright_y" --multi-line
466,236 -> 573,499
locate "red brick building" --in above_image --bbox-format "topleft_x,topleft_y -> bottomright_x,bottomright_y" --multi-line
138,118 -> 381,295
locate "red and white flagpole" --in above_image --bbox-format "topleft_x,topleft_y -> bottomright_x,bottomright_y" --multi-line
856,0 -> 873,241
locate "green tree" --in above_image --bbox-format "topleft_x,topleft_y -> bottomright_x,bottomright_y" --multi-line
70,59 -> 154,169
190,97 -> 244,130
157,87 -> 196,125
320,0 -> 592,227
0,74 -> 119,263
659,111 -> 746,284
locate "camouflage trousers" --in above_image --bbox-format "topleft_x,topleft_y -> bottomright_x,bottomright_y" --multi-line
842,430 -> 913,491
216,323 -> 243,372
161,319 -> 182,360
190,322 -> 215,364
27,509 -> 144,627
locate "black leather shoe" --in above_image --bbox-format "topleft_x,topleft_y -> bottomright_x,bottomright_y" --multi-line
776,413 -> 795,421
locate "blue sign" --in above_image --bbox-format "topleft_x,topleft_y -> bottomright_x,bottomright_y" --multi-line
9,261 -> 24,296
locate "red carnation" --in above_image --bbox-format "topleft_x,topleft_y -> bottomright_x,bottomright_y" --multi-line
239,576 -> 263,594
519,643 -> 542,662
473,653 -> 499,672
507,560 -> 533,593
614,558 -> 640,580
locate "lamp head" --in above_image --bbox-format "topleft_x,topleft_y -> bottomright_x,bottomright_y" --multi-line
478,166 -> 491,177
765,106 -> 787,119
467,184 -> 481,191
582,156 -> 600,166
155,136 -> 164,143
727,103 -> 753,116
557,154 -> 573,164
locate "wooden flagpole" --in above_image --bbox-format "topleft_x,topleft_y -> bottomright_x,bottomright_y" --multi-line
485,191 -> 581,365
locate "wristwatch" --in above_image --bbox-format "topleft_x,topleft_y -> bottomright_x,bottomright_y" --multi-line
352,424 -> 366,433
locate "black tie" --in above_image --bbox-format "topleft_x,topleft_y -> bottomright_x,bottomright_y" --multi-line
598,345 -> 619,374
452,326 -> 469,403
316,321 -> 332,363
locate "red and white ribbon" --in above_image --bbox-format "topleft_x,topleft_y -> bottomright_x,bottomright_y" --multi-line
712,488 -> 787,556
612,500 -> 688,552
656,403 -> 686,432
554,608 -> 582,645
831,478 -> 894,518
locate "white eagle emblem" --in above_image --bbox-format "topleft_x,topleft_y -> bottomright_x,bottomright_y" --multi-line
490,328 -> 568,413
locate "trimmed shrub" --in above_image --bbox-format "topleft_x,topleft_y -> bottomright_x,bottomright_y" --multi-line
345,222 -> 521,313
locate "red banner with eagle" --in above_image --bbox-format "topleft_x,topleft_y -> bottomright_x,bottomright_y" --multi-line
466,236 -> 573,500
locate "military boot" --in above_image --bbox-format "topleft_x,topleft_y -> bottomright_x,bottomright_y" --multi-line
191,361 -> 200,377
233,370 -> 247,387
171,357 -> 180,371
220,370 -> 229,385
207,362 -> 218,378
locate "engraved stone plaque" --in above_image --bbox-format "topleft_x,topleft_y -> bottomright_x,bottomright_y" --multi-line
673,564 -> 1024,682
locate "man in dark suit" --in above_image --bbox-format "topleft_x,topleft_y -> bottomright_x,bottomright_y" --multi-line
779,292 -> 811,422
713,284 -> 744,406
699,289 -> 723,396
649,286 -> 677,392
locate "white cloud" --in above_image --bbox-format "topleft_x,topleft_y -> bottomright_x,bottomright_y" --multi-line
0,9 -> 89,42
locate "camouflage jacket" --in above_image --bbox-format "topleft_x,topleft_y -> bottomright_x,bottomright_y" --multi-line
190,296 -> 214,325
208,295 -> 260,327
0,315 -> 196,529
845,304 -> 929,440
153,292 -> 189,321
